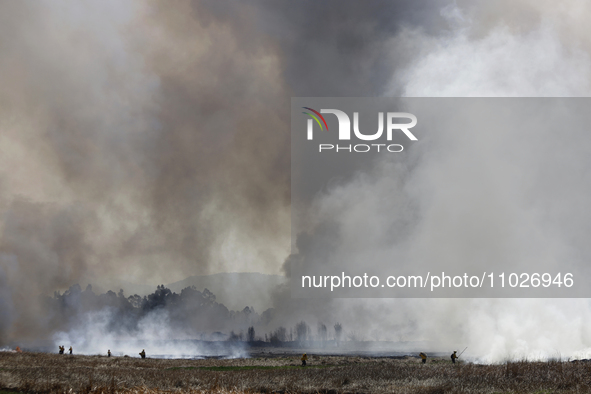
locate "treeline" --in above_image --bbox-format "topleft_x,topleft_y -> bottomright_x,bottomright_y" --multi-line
45,284 -> 347,346
45,284 -> 261,336
237,321 -> 345,346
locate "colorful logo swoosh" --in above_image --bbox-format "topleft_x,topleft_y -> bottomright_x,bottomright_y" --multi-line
302,107 -> 329,131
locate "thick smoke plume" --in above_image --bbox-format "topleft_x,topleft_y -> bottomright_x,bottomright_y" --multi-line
1,0 -> 591,362
0,0 -> 294,344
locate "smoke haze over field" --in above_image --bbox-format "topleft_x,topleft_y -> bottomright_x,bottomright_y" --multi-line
1,0 -> 591,362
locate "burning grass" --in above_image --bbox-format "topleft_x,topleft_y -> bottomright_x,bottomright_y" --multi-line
2,352 -> 591,393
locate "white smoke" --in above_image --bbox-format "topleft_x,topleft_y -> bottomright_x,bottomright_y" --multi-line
334,1 -> 591,363
396,24 -> 591,97
52,308 -> 248,359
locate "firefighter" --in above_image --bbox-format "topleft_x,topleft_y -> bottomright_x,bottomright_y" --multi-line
451,351 -> 458,364
108,349 -> 111,357
59,346 -> 64,354
301,353 -> 308,367
69,346 -> 73,355
420,352 -> 427,364
139,349 -> 146,359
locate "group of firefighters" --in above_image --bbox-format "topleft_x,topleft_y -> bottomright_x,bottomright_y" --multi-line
420,350 -> 462,364
56,347 -> 145,358
51,347 -> 460,364
57,346 -> 73,355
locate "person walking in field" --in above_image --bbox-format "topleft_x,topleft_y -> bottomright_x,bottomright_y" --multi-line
139,349 -> 146,359
420,352 -> 427,364
108,349 -> 111,357
451,351 -> 458,364
301,353 -> 308,366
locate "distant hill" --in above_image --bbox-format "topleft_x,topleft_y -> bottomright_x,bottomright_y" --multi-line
98,272 -> 286,313
166,272 -> 287,313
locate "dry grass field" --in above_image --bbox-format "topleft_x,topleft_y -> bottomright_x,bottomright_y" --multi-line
1,351 -> 591,393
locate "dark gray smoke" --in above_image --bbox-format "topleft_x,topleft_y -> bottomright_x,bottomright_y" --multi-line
248,0 -> 451,96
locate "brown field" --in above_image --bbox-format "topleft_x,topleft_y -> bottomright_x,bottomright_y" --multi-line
1,351 -> 591,394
